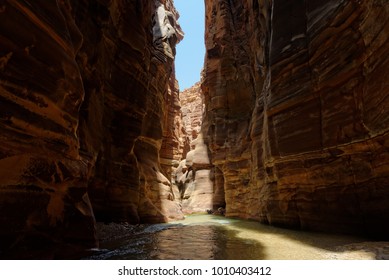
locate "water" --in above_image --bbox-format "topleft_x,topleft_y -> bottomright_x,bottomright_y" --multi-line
87,214 -> 389,260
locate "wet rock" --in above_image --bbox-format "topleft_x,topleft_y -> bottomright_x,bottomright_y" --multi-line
96,222 -> 138,242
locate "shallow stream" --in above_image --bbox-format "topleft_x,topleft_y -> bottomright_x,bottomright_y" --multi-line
87,214 -> 389,260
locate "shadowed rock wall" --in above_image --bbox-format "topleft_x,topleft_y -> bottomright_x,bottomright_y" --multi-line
72,0 -> 184,225
1,0 -> 388,259
0,0 -> 183,257
0,0 -> 97,257
203,0 -> 389,237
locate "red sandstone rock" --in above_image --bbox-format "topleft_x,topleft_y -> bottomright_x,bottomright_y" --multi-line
1,0 -> 388,259
180,82 -> 204,151
175,83 -> 217,213
75,0 -> 184,225
0,0 -> 184,257
160,75 -> 186,181
203,0 -> 389,237
178,133 -> 214,214
0,0 -> 97,257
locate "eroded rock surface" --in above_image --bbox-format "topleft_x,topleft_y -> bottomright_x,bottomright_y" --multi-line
0,0 -> 388,259
180,82 -> 204,154
0,0 -> 183,257
0,0 -> 96,257
203,0 -> 389,237
173,83 -> 215,213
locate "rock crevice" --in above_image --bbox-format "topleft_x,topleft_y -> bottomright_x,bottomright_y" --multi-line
0,0 -> 388,258
202,0 -> 389,237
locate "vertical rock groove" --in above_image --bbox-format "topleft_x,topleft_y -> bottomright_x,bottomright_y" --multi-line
0,0 -> 183,257
202,0 -> 389,237
0,0 -> 388,258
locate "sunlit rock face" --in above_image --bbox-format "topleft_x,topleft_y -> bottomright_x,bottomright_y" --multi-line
0,0 -> 183,256
180,82 -> 204,155
174,83 -> 216,213
203,0 -> 389,237
160,74 -> 185,186
1,0 -> 388,259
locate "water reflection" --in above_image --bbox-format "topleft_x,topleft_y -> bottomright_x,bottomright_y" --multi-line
157,225 -> 265,259
87,215 -> 389,260
89,223 -> 264,260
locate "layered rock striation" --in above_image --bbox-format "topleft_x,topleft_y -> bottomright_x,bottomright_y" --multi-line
0,0 -> 97,257
203,0 -> 389,237
0,0 -> 184,257
173,83 -> 216,213
0,0 -> 388,258
180,82 -> 204,154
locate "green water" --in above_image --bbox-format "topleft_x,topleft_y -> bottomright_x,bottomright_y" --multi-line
88,214 -> 386,260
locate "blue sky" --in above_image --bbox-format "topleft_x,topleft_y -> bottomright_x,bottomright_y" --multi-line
174,0 -> 205,91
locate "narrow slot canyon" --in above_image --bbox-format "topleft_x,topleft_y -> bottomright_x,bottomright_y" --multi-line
0,0 -> 388,259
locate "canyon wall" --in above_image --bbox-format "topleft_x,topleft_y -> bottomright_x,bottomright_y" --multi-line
180,82 -> 204,154
0,0 -> 388,259
203,0 -> 389,237
175,82 -> 219,213
0,0 -> 183,257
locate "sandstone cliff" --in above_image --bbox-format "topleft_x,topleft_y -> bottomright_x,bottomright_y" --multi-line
1,0 -> 388,259
0,0 -> 183,257
202,0 -> 389,237
180,82 -> 204,154
174,83 -> 217,213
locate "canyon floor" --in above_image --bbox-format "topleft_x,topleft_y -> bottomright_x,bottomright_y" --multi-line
91,215 -> 389,260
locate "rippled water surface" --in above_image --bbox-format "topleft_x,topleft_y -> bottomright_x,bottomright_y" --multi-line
88,215 -> 388,260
